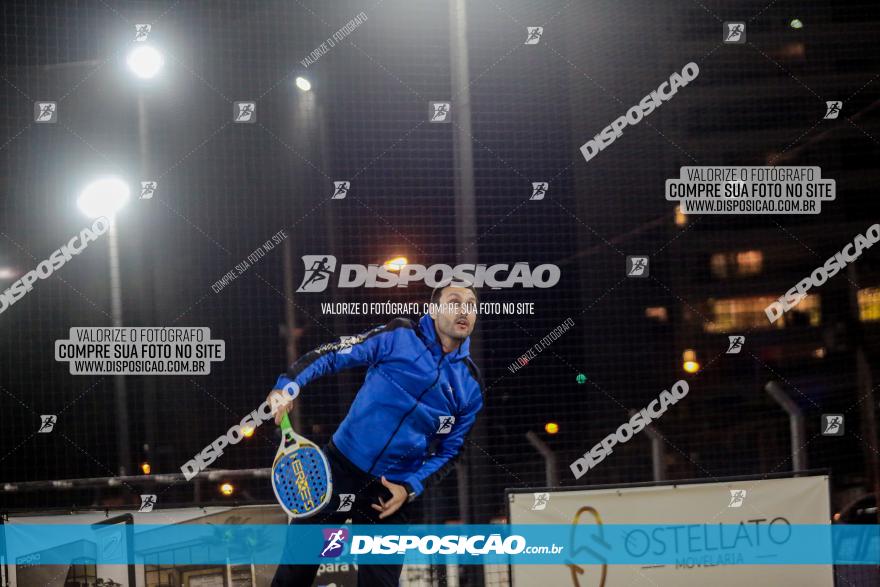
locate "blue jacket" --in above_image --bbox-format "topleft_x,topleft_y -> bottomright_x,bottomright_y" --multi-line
274,313 -> 484,497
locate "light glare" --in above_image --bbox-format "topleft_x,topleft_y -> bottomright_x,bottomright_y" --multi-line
127,45 -> 164,79
383,256 -> 408,272
682,349 -> 700,373
295,77 -> 312,91
78,177 -> 130,218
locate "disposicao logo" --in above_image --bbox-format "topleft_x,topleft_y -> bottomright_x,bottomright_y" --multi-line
320,528 -> 349,558
297,256 -> 560,292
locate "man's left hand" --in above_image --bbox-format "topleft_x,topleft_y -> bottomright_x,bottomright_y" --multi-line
372,476 -> 408,519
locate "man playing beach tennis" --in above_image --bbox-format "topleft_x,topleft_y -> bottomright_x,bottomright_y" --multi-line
269,282 -> 484,587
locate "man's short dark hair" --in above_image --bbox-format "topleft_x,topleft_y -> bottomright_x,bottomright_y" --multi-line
430,281 -> 478,306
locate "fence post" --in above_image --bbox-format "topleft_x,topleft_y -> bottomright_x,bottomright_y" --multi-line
525,431 -> 558,487
765,381 -> 807,471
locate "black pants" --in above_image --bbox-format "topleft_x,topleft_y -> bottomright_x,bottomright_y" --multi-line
271,441 -> 409,587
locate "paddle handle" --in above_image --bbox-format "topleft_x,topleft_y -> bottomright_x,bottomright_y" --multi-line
279,411 -> 298,446
280,412 -> 293,431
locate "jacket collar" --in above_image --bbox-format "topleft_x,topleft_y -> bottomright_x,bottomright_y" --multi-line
418,313 -> 470,362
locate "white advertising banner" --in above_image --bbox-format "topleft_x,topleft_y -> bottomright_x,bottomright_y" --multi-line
508,474 -> 833,587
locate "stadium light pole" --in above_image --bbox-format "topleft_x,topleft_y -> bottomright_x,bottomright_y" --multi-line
78,178 -> 132,476
449,6 -> 487,572
125,45 -> 163,168
127,43 -> 163,475
281,77 -> 318,432
125,44 -> 163,169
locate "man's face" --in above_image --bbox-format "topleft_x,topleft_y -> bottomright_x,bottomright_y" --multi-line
432,286 -> 477,341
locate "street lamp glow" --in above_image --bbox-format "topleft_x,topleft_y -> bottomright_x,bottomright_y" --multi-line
78,178 -> 130,218
127,45 -> 164,79
682,349 -> 700,374
383,256 -> 408,272
295,77 -> 312,92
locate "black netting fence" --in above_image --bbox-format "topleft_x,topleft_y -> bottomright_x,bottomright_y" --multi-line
1,0 -> 879,585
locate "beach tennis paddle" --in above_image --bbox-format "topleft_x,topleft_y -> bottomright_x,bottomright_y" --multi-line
271,412 -> 333,518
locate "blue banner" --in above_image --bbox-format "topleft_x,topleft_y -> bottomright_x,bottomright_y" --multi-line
4,524 -> 878,565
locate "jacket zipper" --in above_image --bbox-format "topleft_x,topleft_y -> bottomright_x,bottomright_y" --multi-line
367,354 -> 444,475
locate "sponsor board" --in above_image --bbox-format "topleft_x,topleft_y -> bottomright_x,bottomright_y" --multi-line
508,474 -> 833,586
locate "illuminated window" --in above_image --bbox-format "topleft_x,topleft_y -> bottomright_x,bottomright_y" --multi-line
736,251 -> 763,275
704,295 -> 820,332
674,205 -> 687,226
645,306 -> 668,322
709,250 -> 763,279
709,254 -> 727,278
858,287 -> 880,321
776,42 -> 806,59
